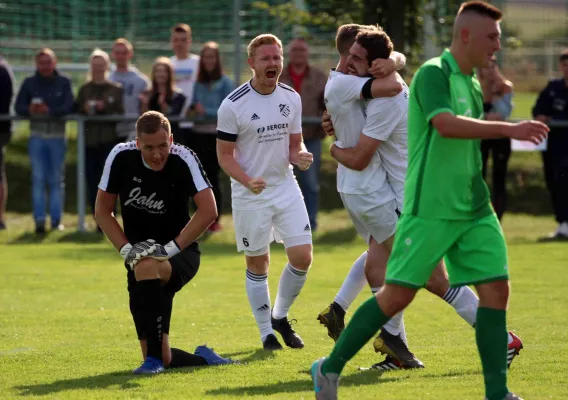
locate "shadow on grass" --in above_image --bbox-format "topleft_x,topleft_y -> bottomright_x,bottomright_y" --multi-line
13,365 -> 231,397
14,370 -> 153,396
223,348 -> 277,365
8,232 -> 51,245
204,368 -> 406,397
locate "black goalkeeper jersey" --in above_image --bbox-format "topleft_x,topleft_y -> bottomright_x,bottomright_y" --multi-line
99,141 -> 211,245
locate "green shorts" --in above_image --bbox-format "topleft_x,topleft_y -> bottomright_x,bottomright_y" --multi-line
385,213 -> 509,289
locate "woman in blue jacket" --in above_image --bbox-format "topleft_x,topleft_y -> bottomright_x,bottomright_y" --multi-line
192,42 -> 235,232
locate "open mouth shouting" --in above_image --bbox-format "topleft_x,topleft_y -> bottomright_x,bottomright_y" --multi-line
266,68 -> 277,79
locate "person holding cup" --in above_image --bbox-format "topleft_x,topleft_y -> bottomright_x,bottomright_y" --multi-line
15,48 -> 74,233
76,49 -> 124,230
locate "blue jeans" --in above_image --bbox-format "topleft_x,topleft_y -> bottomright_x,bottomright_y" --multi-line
28,136 -> 66,225
295,138 -> 322,231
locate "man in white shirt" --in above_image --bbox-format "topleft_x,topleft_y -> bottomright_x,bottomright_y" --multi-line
170,23 -> 200,147
216,33 -> 314,351
319,28 -> 522,371
316,24 -> 425,370
109,38 -> 150,142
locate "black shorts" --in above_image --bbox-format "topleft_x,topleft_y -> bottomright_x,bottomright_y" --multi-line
127,242 -> 200,340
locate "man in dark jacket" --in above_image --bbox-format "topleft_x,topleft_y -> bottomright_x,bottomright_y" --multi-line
15,48 -> 74,233
0,56 -> 14,230
279,38 -> 327,231
533,49 -> 568,240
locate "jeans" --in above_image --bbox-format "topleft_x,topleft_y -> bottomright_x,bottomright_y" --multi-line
86,143 -> 116,215
295,138 -> 322,231
28,136 -> 66,225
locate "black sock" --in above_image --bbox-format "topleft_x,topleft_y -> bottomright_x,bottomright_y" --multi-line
168,348 -> 207,368
137,279 -> 163,361
332,301 -> 346,317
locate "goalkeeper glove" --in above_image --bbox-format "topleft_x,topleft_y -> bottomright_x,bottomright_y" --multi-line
148,240 -> 181,261
122,239 -> 158,270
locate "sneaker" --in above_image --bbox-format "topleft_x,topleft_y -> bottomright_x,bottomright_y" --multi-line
485,393 -> 524,400
539,222 -> 568,242
0,221 -> 5,230
133,356 -> 164,375
507,332 -> 523,368
262,333 -> 283,350
311,357 -> 339,400
272,315 -> 304,349
52,223 -> 65,232
317,302 -> 345,342
373,329 -> 424,368
35,222 -> 46,234
194,345 -> 236,365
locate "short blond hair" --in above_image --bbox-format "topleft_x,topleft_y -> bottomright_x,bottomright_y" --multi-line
247,34 -> 283,58
89,48 -> 110,68
112,38 -> 133,53
36,48 -> 56,62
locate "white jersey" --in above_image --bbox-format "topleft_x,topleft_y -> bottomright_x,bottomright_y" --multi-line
363,81 -> 409,209
170,54 -> 200,128
217,80 -> 303,210
324,70 -> 393,202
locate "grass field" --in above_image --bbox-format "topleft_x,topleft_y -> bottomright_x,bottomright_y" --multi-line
1,211 -> 567,399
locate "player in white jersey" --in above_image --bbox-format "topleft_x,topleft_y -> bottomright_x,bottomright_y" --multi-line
315,24 -> 425,370
216,34 -> 314,351
319,28 -> 523,371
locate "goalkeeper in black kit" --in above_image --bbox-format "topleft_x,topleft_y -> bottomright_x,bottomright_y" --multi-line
96,111 -> 234,374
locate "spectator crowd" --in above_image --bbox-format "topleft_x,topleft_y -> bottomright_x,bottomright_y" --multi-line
0,26 -> 566,240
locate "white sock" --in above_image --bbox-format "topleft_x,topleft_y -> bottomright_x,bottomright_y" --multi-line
371,287 -> 406,341
399,316 -> 408,345
443,286 -> 479,327
272,263 -> 308,320
334,251 -> 368,311
245,270 -> 273,341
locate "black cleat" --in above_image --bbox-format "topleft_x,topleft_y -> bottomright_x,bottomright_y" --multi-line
373,329 -> 424,369
271,315 -> 305,349
358,356 -> 404,371
317,302 -> 345,342
262,333 -> 283,351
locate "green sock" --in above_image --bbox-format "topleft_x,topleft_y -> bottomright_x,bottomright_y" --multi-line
476,307 -> 509,400
322,296 -> 390,375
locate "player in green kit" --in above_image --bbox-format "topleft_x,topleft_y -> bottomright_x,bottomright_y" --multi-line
310,2 -> 549,400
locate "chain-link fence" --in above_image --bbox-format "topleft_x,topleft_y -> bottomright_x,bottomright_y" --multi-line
1,0 -> 567,93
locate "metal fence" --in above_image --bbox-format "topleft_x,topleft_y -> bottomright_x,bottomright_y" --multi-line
1,113 -> 566,233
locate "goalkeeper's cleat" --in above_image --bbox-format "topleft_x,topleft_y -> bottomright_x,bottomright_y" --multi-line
311,357 -> 339,400
195,345 -> 236,365
272,315 -> 304,349
317,302 -> 345,342
133,356 -> 164,375
262,333 -> 283,351
373,329 -> 424,369
485,393 -> 524,400
507,332 -> 523,369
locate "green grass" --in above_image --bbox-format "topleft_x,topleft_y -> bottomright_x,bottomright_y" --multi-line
1,211 -> 567,399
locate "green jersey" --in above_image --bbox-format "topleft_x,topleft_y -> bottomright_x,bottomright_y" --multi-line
404,49 -> 492,220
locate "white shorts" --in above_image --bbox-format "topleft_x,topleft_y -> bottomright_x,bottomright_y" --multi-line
232,195 -> 312,255
340,190 -> 399,245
